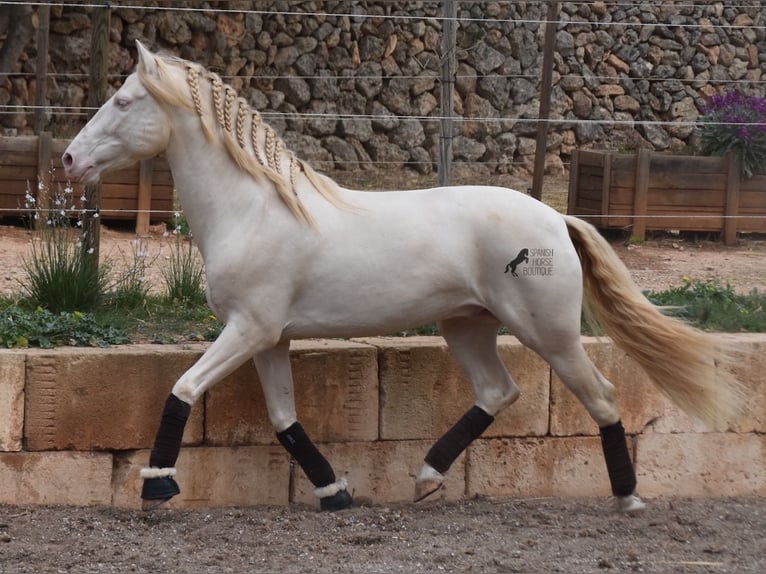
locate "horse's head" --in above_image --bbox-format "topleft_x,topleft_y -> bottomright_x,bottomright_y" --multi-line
63,41 -> 172,185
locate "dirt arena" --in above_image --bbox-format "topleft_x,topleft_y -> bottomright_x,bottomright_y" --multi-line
0,496 -> 764,573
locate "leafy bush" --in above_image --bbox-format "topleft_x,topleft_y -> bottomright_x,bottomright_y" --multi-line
697,90 -> 766,178
0,306 -> 129,348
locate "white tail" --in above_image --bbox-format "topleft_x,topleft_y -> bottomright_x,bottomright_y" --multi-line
564,215 -> 745,430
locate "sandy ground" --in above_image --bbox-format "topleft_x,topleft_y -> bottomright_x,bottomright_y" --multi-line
0,497 -> 764,573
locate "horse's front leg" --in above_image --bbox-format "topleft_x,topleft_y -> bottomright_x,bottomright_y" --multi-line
254,341 -> 353,511
141,320 -> 275,510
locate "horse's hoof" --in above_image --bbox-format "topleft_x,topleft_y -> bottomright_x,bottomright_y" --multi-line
320,489 -> 354,512
616,493 -> 646,513
141,476 -> 180,511
141,497 -> 173,511
414,479 -> 444,503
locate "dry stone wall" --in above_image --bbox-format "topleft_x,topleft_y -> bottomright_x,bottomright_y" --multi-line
3,1 -> 765,176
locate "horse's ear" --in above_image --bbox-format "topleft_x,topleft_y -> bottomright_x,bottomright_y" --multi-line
136,40 -> 159,77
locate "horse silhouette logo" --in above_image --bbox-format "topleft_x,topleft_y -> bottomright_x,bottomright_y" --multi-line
504,248 -> 529,277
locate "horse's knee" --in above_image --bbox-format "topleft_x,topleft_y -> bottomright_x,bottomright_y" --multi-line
476,378 -> 520,416
171,377 -> 199,405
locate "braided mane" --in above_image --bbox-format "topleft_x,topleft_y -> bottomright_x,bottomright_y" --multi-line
137,54 -> 345,224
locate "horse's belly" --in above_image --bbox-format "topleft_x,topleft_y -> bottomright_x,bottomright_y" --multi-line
282,288 -> 486,339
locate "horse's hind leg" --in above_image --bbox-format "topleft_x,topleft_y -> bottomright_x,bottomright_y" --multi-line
415,316 -> 520,502
254,341 -> 353,511
539,340 -> 645,512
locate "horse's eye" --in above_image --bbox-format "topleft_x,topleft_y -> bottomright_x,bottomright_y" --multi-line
115,97 -> 131,110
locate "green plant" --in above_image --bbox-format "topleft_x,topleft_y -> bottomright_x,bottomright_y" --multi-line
0,305 -> 129,348
646,279 -> 766,332
161,233 -> 206,305
697,90 -> 766,178
20,179 -> 108,312
107,238 -> 154,309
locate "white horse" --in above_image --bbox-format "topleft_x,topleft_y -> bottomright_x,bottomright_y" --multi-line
63,42 -> 742,513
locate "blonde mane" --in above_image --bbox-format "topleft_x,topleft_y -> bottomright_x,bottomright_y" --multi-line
137,54 -> 345,224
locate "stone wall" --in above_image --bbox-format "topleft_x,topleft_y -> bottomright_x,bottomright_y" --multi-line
3,1 -> 765,176
1,335 -> 764,508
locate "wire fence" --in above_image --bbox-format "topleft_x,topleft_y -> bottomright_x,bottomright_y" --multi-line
0,0 -> 764,227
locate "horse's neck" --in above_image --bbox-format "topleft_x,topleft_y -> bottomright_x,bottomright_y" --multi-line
164,112 -> 273,246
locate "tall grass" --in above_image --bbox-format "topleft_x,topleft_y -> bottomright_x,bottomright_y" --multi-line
107,238 -> 154,309
20,179 -> 108,312
161,233 -> 206,306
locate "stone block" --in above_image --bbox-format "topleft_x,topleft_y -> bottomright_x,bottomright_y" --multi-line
205,340 -> 378,445
550,337 -> 700,436
467,437 -> 620,498
113,446 -> 291,508
293,440 -> 466,507
371,336 -> 550,441
0,352 -> 25,451
716,335 -> 766,433
636,432 -> 766,497
0,451 -> 113,505
24,345 -> 205,451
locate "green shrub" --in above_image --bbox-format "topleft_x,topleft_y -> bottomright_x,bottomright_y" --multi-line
0,305 -> 129,348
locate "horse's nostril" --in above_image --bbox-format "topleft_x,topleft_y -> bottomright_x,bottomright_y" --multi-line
62,152 -> 73,169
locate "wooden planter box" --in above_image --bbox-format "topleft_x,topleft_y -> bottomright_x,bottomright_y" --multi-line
567,149 -> 766,245
0,134 -> 174,233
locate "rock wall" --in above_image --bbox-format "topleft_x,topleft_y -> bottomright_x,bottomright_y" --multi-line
4,1 -> 765,176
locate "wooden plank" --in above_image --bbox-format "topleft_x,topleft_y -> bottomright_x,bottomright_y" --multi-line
649,154 -> 727,174
0,180 -> 34,196
632,148 -> 651,239
738,190 -> 766,209
136,158 -> 154,234
723,154 -> 741,246
0,193 -> 29,212
0,136 -> 38,153
37,131 -> 53,229
152,169 -> 175,186
574,150 -> 608,167
601,152 -> 612,227
647,172 -> 727,192
0,166 -> 37,179
0,150 -> 41,167
567,149 -> 580,214
646,188 -> 726,208
609,186 -> 634,206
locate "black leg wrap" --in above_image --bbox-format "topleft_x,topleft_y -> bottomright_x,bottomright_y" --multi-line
149,394 -> 192,469
277,422 -> 336,488
600,420 -> 637,497
141,476 -> 180,501
320,489 -> 354,512
425,405 -> 495,475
